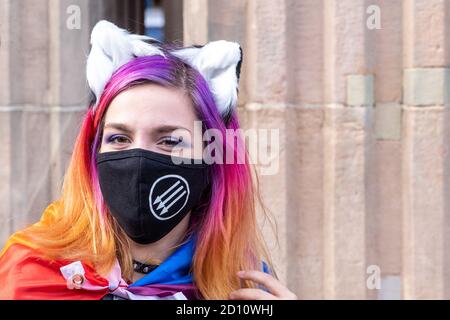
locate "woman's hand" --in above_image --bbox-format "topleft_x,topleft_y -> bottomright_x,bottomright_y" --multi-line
229,270 -> 298,300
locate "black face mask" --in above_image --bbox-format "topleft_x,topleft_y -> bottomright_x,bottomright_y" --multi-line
96,148 -> 209,244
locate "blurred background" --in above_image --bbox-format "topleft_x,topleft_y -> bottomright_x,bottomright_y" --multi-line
1,0 -> 450,299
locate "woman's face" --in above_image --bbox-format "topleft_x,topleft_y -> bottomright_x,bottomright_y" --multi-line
99,83 -> 199,158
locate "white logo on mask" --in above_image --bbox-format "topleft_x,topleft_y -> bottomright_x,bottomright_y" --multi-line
148,174 -> 190,220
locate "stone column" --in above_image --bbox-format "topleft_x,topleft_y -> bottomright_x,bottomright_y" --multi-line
321,0 -> 376,299
281,0 -> 326,299
1,0 -> 56,241
372,0 -> 403,300
401,0 -> 450,300
163,0 -> 183,43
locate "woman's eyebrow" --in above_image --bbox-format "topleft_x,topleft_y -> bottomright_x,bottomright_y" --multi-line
155,125 -> 191,134
104,123 -> 134,134
104,123 -> 191,134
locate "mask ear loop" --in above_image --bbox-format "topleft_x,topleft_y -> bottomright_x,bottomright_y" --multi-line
185,159 -> 212,239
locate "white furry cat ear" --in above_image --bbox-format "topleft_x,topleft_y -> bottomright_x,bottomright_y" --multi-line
86,20 -> 165,107
170,40 -> 243,121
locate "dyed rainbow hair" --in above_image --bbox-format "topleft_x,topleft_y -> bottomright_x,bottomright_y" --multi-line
25,53 -> 274,299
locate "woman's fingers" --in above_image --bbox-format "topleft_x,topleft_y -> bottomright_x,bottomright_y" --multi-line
236,270 -> 298,300
229,288 -> 277,300
237,270 -> 289,298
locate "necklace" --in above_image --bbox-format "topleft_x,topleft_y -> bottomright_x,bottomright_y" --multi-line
132,259 -> 160,274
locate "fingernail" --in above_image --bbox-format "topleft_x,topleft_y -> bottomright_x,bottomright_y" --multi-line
237,271 -> 245,277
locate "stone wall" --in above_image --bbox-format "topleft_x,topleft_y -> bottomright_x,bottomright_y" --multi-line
183,0 -> 450,299
0,0 -> 144,246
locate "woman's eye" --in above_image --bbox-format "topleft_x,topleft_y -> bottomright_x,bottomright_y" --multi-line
159,136 -> 184,147
107,135 -> 131,144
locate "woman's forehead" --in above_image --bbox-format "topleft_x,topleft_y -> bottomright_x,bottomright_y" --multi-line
104,83 -> 197,130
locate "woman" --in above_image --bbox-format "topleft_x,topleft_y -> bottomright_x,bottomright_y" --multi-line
0,21 -> 297,300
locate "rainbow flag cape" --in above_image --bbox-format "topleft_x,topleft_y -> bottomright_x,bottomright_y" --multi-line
0,201 -> 200,300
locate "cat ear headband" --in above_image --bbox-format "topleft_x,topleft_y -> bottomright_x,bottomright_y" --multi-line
86,20 -> 243,120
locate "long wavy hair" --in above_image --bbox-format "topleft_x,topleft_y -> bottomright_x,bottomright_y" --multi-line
23,53 -> 276,299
